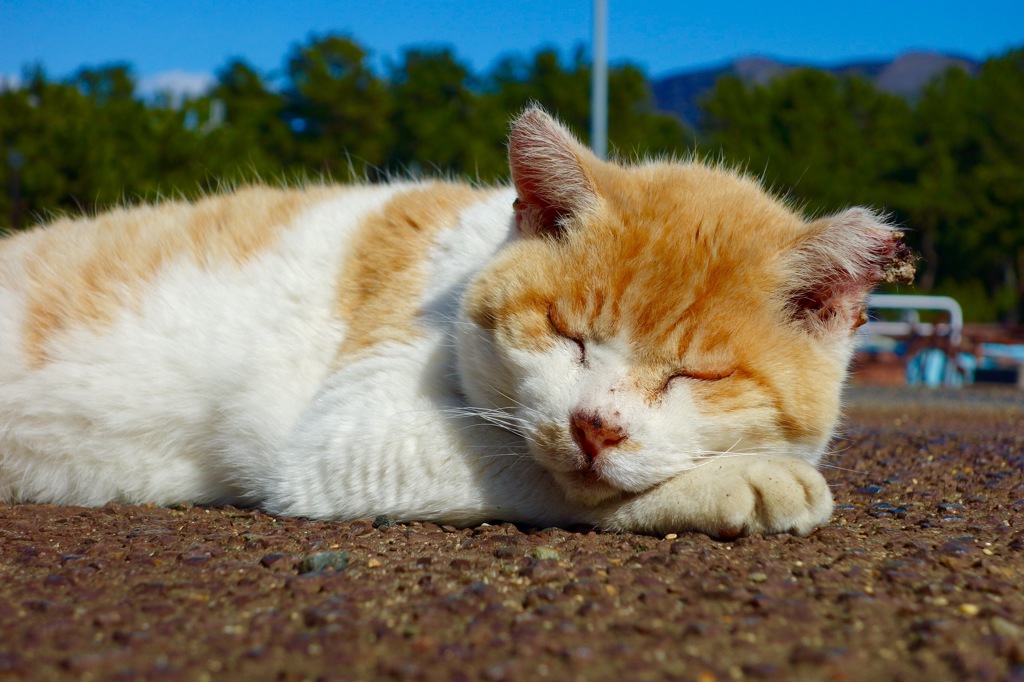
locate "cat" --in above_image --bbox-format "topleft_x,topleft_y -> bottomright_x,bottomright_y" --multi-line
0,107 -> 914,538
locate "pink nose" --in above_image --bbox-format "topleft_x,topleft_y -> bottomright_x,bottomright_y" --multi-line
570,411 -> 627,463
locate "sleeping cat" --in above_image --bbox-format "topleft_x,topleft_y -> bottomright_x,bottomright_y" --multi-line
0,107 -> 914,537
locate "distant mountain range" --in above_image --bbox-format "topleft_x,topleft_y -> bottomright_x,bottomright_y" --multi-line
651,51 -> 980,129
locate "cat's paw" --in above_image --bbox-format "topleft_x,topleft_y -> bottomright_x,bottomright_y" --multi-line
595,455 -> 833,538
693,457 -> 834,538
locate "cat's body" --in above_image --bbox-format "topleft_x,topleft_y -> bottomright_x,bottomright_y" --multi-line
0,109 -> 914,536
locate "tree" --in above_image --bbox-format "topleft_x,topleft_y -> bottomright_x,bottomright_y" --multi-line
187,59 -> 295,182
484,46 -> 689,165
387,48 -> 501,179
703,69 -> 915,213
968,50 -> 1024,321
283,35 -> 392,178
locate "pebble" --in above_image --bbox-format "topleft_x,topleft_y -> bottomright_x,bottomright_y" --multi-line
373,515 -> 396,529
531,546 -> 561,561
298,551 -> 350,574
991,616 -> 1023,638
749,573 -> 768,583
259,554 -> 288,568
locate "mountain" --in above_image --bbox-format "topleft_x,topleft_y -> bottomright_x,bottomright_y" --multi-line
651,51 -> 980,129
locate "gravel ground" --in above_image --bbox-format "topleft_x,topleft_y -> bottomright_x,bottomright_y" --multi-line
1,387 -> 1022,682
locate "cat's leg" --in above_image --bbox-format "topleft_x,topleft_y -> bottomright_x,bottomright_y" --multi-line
258,398 -> 577,526
593,455 -> 833,538
253,344 -> 579,527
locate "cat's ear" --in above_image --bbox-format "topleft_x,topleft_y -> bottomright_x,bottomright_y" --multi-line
784,208 -> 916,336
508,106 -> 600,238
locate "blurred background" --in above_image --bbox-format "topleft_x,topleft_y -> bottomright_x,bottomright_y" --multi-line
1,1 -> 1023,330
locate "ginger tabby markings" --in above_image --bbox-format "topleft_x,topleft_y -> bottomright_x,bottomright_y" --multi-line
0,108 -> 914,537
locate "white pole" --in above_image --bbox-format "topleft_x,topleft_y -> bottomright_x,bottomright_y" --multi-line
591,0 -> 608,160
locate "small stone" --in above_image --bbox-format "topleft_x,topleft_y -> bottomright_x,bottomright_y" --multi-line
531,546 -> 561,561
991,616 -> 1023,638
493,546 -> 518,559
259,554 -> 288,568
959,603 -> 980,617
664,533 -> 678,540
854,485 -> 885,495
372,515 -> 395,529
750,572 -> 768,583
742,662 -> 781,679
522,559 -> 566,583
299,551 -> 350,574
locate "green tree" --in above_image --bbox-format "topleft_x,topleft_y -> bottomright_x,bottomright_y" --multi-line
387,48 -> 501,179
185,59 -> 295,182
284,35 -> 392,178
0,65 -> 131,224
484,46 -> 689,164
968,49 -> 1024,321
701,57 -> 1024,322
702,69 -> 915,213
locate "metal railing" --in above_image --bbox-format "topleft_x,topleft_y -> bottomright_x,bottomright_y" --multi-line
861,294 -> 963,345
858,294 -> 965,387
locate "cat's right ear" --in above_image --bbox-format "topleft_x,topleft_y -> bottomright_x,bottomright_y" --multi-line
783,208 -> 917,337
508,106 -> 600,238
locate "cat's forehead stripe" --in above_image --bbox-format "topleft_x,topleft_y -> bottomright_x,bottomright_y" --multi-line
20,186 -> 345,366
333,183 -> 483,361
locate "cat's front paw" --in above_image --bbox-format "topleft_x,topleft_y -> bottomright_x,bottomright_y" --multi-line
596,455 -> 833,538
695,457 -> 833,538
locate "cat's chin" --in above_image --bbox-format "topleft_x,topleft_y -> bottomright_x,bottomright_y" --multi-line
552,469 -> 625,507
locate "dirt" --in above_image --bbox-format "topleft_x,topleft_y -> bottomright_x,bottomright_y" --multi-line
1,388 -> 1022,682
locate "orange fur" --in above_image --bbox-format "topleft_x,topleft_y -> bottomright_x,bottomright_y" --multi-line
11,186 -> 344,366
333,183 -> 483,360
467,160 -> 851,449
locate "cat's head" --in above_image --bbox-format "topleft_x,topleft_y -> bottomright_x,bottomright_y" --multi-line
457,107 -> 914,506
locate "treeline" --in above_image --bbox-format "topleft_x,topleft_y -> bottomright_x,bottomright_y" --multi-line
1,35 -> 1022,321
0,35 -> 685,226
703,51 -> 1024,324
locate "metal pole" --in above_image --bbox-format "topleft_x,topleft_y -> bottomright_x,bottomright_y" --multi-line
591,0 -> 608,160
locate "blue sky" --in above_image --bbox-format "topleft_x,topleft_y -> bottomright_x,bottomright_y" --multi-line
2,0 -> 1022,94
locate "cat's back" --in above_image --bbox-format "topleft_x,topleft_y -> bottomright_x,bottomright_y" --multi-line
0,181 -> 501,367
1,185 -> 353,367
0,180 -> 501,505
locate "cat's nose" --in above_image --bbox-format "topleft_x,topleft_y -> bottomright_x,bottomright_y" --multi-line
570,410 -> 627,463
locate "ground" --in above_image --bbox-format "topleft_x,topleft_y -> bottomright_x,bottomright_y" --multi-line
0,388 -> 1022,681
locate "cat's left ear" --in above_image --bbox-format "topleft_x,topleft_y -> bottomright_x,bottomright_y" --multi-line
508,106 -> 600,238
784,208 -> 916,336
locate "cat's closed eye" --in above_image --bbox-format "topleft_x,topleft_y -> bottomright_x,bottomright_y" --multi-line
547,305 -> 586,365
662,368 -> 735,392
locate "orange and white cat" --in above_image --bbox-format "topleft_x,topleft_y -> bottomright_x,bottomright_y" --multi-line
0,108 -> 913,537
